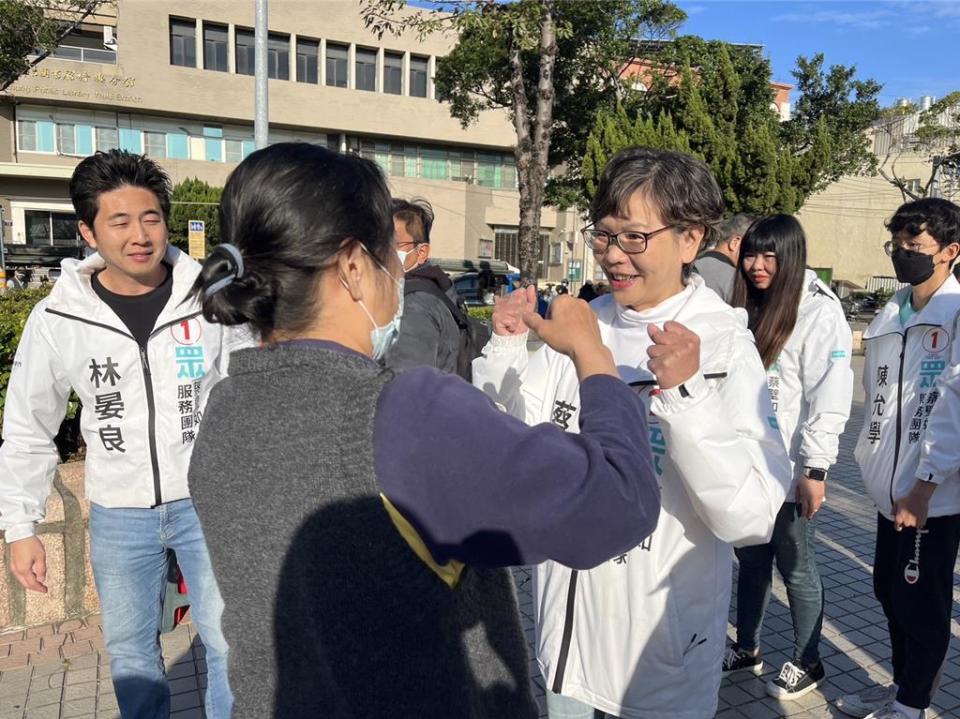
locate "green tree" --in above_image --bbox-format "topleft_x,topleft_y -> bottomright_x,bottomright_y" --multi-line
0,0 -> 108,92
362,0 -> 685,283
875,91 -> 960,202
575,39 -> 881,215
168,178 -> 222,253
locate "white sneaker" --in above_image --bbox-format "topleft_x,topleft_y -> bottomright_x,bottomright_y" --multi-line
835,684 -> 897,717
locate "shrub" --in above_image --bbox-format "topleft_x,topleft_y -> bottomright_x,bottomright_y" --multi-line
0,288 -> 83,459
467,306 -> 494,323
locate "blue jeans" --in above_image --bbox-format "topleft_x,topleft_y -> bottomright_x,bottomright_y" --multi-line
547,691 -> 612,718
89,499 -> 232,719
734,502 -> 824,667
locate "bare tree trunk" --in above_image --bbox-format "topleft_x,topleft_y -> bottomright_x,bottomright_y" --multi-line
510,1 -> 558,285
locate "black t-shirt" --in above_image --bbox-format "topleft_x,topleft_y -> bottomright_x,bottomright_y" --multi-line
91,264 -> 173,347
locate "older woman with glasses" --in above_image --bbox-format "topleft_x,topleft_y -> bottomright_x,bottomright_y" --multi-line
474,147 -> 792,719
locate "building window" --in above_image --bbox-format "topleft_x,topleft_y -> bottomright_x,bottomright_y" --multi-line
326,42 -> 348,88
167,133 -> 190,159
169,18 -> 196,68
450,150 -> 475,182
95,126 -> 119,151
225,139 -> 244,163
296,38 -> 319,84
495,229 -> 549,273
57,124 -> 76,155
410,55 -> 428,98
17,120 -> 37,151
501,155 -> 517,189
550,242 -> 563,265
203,23 -> 228,72
144,131 -> 166,158
421,147 -> 448,180
383,51 -> 402,95
355,47 -> 377,91
25,210 -> 80,247
268,33 -> 290,80
204,126 -> 223,162
494,228 -> 519,267
18,119 -> 55,152
235,28 -> 254,76
388,144 -> 406,176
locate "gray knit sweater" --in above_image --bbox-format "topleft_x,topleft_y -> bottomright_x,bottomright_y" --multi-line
189,343 -> 538,718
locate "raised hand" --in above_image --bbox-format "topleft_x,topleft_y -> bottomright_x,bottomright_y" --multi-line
523,295 -> 617,381
646,321 -> 701,390
492,285 -> 538,336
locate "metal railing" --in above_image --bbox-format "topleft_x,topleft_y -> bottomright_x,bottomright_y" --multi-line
30,44 -> 117,65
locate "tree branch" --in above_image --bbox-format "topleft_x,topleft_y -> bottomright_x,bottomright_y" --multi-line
1,1 -> 105,92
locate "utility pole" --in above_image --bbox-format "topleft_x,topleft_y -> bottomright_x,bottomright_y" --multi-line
254,0 -> 269,149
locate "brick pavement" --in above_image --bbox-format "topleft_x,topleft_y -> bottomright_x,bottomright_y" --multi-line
2,358 -> 959,718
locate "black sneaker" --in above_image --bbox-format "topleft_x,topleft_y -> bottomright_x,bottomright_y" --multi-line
766,660 -> 825,700
722,644 -> 763,677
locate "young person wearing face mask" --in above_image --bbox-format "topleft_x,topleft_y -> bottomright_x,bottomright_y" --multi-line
724,215 -> 854,700
473,147 -> 792,719
385,198 -> 463,374
838,199 -> 960,719
185,143 -> 664,718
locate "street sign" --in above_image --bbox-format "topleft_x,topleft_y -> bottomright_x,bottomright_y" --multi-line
188,220 -> 206,260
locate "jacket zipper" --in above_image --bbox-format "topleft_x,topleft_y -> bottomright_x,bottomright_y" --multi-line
888,330 -> 909,510
551,570 -> 579,694
138,345 -> 162,506
45,308 -> 201,507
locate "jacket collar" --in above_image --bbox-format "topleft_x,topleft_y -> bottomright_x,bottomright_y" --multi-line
47,245 -> 203,333
864,274 -> 960,339
595,274 -> 745,376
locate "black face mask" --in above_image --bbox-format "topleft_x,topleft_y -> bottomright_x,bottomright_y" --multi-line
891,247 -> 936,286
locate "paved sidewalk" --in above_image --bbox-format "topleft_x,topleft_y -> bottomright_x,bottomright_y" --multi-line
2,359 -> 959,718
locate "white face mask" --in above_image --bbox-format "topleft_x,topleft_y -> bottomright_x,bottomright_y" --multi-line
349,248 -> 404,361
396,245 -> 421,272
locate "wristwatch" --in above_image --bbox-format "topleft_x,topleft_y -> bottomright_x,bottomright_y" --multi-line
804,468 -> 827,482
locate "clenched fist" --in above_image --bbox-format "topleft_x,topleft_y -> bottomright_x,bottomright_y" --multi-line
492,285 -> 538,336
646,321 -> 700,390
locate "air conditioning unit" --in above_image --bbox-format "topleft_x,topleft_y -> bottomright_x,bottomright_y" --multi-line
103,26 -> 118,51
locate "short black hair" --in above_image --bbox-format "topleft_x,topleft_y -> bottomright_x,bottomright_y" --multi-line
590,147 -> 725,275
392,198 -> 434,244
69,149 -> 172,228
192,143 -> 394,337
886,198 -> 960,250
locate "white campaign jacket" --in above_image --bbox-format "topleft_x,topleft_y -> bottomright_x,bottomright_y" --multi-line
0,247 -> 247,543
767,270 -> 854,494
473,276 -> 791,719
855,274 -> 960,519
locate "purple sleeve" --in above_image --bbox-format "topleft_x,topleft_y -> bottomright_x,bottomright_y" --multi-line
373,368 -> 659,570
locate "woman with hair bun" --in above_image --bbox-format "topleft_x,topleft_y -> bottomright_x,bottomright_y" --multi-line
187,142 -> 663,718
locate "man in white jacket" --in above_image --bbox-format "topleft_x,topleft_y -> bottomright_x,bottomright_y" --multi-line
474,147 -> 791,719
839,198 -> 960,719
0,151 -> 240,718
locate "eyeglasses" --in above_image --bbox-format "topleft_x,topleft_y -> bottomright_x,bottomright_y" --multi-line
582,225 -> 675,255
883,239 -> 939,257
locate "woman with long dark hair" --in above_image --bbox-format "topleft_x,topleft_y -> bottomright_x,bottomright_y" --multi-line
185,142 -> 663,718
725,214 -> 854,701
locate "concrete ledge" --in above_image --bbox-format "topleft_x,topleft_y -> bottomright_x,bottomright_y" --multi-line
0,462 -> 98,634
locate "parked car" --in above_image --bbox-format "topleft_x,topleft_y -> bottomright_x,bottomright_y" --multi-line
841,293 -> 883,320
432,258 -> 521,308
